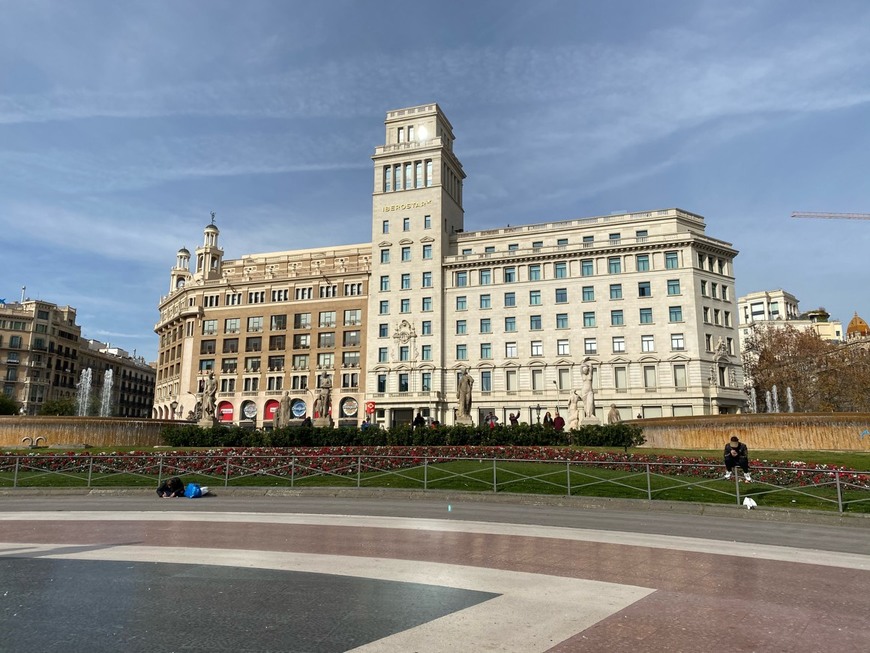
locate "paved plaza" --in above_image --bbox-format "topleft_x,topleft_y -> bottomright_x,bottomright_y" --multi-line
1,493 -> 868,652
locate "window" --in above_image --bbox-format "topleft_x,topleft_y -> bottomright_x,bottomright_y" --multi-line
554,262 -> 567,278
529,290 -> 542,305
455,271 -> 467,287
724,311 -> 731,327
581,259 -> 593,276
421,320 -> 432,335
295,287 -> 312,301
635,229 -> 648,240
609,232 -> 621,243
422,297 -> 432,312
705,334 -> 713,351
701,280 -> 708,296
319,311 -> 336,327
247,316 -> 263,332
319,285 -> 337,299
245,336 -> 262,352
292,354 -> 309,370
270,314 -> 287,331
317,352 -> 334,368
378,347 -> 389,363
342,372 -> 359,389
610,284 -> 622,300
204,294 -> 220,307
558,339 -> 570,355
379,300 -> 389,315
318,332 -> 335,348
377,374 -> 387,393
711,283 -> 718,298
505,369 -> 517,391
293,313 -> 311,329
581,286 -> 594,302
639,308 -> 653,324
667,279 -> 680,295
380,249 -> 390,264
480,294 -> 491,309
615,366 -> 627,389
198,359 -> 215,373
422,244 -> 432,259
532,241 -> 543,250
199,339 -> 216,355
485,246 -> 495,253
399,346 -> 410,361
636,255 -> 650,271
343,330 -> 360,347
223,338 -> 239,353
379,276 -> 390,292
382,219 -> 390,234
480,370 -> 492,392
703,307 -> 710,323
505,342 -> 518,358
612,336 -> 625,353
674,364 -> 687,389
456,296 -> 467,310
611,310 -> 624,326
456,344 -> 467,360
245,356 -> 261,373
557,238 -> 568,247
226,292 -> 242,305
243,377 -> 259,392
456,320 -> 467,335
421,345 -> 432,361
248,290 -> 265,304
504,267 -> 516,282
638,281 -> 651,297
422,271 -> 432,288
530,315 -> 542,330
403,217 -> 410,231
531,368 -> 543,390
480,343 -> 492,359
400,298 -> 410,313
671,333 -> 685,351
665,251 -> 678,269
398,373 -> 409,392
424,214 -> 431,229
504,292 -> 516,307
608,257 -> 621,274
504,316 -> 516,332
714,308 -> 721,325
479,269 -> 492,285
583,312 -> 596,327
401,273 -> 411,289
528,264 -> 541,281
401,246 -> 411,261
555,288 -> 568,303
344,309 -> 361,325
531,341 -> 543,356
222,358 -> 237,373
641,335 -> 655,352
269,355 -> 285,371
203,319 -> 218,335
556,313 -> 569,329
480,318 -> 491,333
508,243 -> 519,251
644,366 -> 657,389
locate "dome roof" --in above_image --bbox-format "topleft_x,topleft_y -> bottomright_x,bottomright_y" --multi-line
204,223 -> 219,234
847,312 -> 870,338
177,246 -> 190,255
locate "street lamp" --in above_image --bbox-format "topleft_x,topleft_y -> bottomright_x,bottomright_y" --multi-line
531,403 -> 543,424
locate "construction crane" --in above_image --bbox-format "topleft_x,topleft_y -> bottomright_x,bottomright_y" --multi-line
791,212 -> 870,220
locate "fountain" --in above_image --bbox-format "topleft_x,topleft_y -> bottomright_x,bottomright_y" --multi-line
749,387 -> 757,413
786,386 -> 794,413
771,385 -> 780,413
76,368 -> 93,417
100,369 -> 114,417
764,390 -> 771,413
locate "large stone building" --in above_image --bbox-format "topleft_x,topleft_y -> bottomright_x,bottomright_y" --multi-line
154,103 -> 746,427
737,289 -> 844,347
0,299 -> 155,416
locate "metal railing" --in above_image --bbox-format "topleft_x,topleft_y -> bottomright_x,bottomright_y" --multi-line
1,453 -> 868,513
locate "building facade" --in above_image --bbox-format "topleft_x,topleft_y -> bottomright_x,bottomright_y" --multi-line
0,300 -> 154,416
737,289 -> 844,347
154,103 -> 746,427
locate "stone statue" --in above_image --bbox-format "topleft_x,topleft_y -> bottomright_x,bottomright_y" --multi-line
579,359 -> 595,421
315,372 -> 332,419
567,390 -> 581,430
607,404 -> 621,424
456,368 -> 474,422
203,372 -> 217,417
275,391 -> 291,427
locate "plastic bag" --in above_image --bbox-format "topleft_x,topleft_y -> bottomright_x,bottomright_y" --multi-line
184,483 -> 203,498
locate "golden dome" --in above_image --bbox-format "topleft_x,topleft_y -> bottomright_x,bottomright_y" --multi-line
847,312 -> 870,338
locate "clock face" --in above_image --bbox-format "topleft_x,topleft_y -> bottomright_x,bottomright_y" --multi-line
243,403 -> 257,419
176,278 -> 185,288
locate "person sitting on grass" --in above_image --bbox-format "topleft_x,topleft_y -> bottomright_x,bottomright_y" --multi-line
156,476 -> 185,498
724,436 -> 751,482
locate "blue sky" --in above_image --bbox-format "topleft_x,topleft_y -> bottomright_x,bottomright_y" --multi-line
2,0 -> 869,362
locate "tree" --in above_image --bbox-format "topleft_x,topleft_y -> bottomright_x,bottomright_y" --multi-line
0,394 -> 19,415
38,398 -> 77,416
742,323 -> 870,412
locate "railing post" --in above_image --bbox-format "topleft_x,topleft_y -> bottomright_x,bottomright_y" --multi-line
646,463 -> 652,501
224,455 -> 230,487
14,456 -> 19,488
566,461 -> 571,496
87,456 -> 94,488
157,458 -> 164,485
734,472 -> 742,505
835,471 -> 843,513
291,456 -> 296,487
492,458 -> 497,493
357,456 -> 362,488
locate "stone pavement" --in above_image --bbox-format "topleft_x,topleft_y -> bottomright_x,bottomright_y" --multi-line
0,493 -> 868,652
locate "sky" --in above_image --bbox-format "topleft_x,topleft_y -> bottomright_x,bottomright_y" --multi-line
2,0 -> 869,363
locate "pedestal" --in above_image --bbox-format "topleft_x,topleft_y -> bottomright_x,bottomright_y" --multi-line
580,417 -> 601,426
313,417 -> 333,429
455,415 -> 474,426
198,417 -> 217,428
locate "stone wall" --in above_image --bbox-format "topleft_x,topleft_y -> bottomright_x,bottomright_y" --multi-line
635,413 -> 870,451
0,416 -> 169,449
